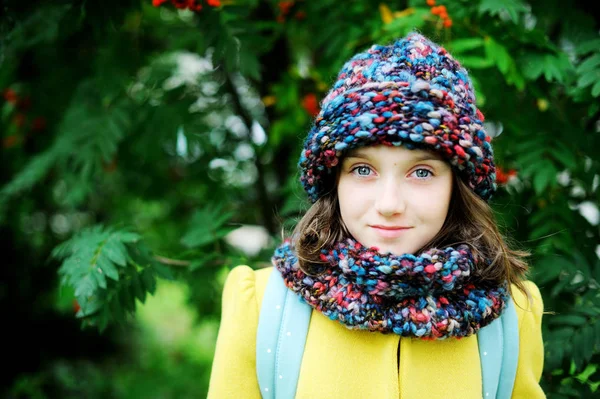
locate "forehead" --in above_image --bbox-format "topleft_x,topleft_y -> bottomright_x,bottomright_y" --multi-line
344,145 -> 445,162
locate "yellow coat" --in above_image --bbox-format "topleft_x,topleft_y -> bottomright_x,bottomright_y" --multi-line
208,265 -> 545,398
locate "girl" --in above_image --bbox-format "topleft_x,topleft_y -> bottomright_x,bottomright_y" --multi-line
207,32 -> 545,398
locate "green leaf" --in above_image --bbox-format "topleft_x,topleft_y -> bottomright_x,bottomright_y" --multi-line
485,39 -> 511,74
547,146 -> 579,170
97,256 -> 119,281
575,363 -> 598,384
103,240 -> 128,267
115,231 -> 141,243
181,203 -> 235,248
478,0 -> 527,23
592,80 -> 600,97
189,253 -> 221,271
577,70 -> 600,88
521,52 -> 571,83
550,276 -> 571,296
109,295 -> 124,324
550,327 -> 575,340
578,53 -> 600,73
0,150 -> 58,203
94,268 -> 107,290
119,284 -> 136,313
575,38 -> 600,55
581,325 -> 595,363
455,56 -> 494,69
572,330 -> 587,371
449,38 -> 485,53
50,239 -> 74,260
151,262 -> 175,280
516,147 -> 546,168
528,203 -> 573,226
529,221 -> 566,241
79,295 -> 103,317
550,315 -> 588,327
141,268 -> 157,295
239,47 -> 261,81
75,274 -> 97,298
575,307 -> 600,318
544,60 -> 563,82
572,251 -> 592,280
533,161 -> 557,195
97,307 -> 110,333
521,54 -> 545,80
4,4 -> 72,51
131,272 -> 146,303
595,319 -> 600,348
533,256 -> 572,285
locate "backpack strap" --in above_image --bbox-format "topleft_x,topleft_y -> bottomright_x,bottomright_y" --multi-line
477,295 -> 520,399
256,268 -> 312,399
256,267 -> 520,398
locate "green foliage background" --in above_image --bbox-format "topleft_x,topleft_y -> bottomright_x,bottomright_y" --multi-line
1,0 -> 599,397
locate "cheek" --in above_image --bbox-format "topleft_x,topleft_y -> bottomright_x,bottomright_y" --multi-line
337,179 -> 370,217
415,180 -> 453,219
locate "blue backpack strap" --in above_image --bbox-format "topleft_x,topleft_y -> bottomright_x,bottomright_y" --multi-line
477,295 -> 519,399
256,268 -> 312,399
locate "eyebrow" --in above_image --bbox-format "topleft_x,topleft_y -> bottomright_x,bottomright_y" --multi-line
344,151 -> 444,162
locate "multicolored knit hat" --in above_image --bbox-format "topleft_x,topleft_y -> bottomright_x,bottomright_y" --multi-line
298,31 -> 497,203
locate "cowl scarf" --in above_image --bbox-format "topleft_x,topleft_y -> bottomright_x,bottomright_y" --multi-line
272,237 -> 510,340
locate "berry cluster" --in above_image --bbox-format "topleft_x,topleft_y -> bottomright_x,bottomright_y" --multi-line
301,93 -> 319,117
276,1 -> 306,23
426,0 -> 452,28
152,0 -> 220,12
2,88 -> 46,149
495,165 -> 518,185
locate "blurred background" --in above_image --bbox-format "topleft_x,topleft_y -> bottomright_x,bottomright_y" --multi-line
1,0 -> 599,397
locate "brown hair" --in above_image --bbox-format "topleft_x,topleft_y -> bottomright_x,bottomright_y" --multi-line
289,168 -> 533,305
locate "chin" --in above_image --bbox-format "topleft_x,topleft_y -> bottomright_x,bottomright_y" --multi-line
371,243 -> 406,255
379,241 -> 418,255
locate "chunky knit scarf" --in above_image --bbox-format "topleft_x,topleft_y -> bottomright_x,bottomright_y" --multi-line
272,238 -> 509,340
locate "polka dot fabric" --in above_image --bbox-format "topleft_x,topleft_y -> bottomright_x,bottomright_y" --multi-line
298,32 -> 497,203
272,238 -> 509,339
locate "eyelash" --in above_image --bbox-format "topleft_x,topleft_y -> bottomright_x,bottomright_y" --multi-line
350,165 -> 434,179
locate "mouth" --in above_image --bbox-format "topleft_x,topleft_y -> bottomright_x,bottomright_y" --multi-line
370,225 -> 413,238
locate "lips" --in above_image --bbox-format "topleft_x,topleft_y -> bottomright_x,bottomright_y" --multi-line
370,225 -> 413,238
371,225 -> 412,230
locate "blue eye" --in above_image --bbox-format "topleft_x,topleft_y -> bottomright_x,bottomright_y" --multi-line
414,169 -> 433,179
352,165 -> 372,176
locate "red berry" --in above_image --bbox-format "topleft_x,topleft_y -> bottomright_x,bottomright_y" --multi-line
172,0 -> 187,9
73,299 -> 81,313
2,88 -> 18,104
13,113 -> 26,127
2,135 -> 18,149
32,117 -> 46,132
302,93 -> 320,117
278,1 -> 294,15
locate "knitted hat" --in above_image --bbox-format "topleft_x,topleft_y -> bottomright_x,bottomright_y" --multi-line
298,32 -> 497,203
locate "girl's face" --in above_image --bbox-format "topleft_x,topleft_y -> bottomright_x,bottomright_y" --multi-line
337,145 -> 453,255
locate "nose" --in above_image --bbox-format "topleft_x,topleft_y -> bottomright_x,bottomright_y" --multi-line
374,176 -> 406,217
